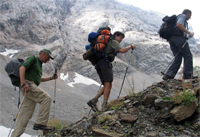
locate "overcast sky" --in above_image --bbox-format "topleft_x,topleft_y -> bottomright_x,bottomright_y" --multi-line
116,0 -> 200,36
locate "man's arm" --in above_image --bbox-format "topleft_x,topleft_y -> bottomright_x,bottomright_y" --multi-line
19,66 -> 30,92
118,44 -> 136,53
176,23 -> 194,37
41,74 -> 58,82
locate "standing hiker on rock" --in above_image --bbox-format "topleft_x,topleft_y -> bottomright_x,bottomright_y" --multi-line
162,9 -> 194,80
11,49 -> 58,137
87,31 -> 136,112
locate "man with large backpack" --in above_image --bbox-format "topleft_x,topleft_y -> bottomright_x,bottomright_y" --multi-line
87,31 -> 136,112
162,9 -> 194,80
11,49 -> 58,137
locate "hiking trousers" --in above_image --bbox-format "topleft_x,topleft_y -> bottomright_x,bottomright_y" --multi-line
11,80 -> 51,137
166,36 -> 193,79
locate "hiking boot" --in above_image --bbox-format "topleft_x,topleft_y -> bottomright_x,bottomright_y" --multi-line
33,124 -> 55,131
162,75 -> 173,81
101,102 -> 107,112
183,76 -> 198,80
87,100 -> 98,112
191,76 -> 198,79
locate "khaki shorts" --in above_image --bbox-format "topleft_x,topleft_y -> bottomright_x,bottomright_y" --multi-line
95,59 -> 113,85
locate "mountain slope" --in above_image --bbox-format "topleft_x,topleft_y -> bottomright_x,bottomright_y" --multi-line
0,0 -> 199,77
1,0 -> 200,135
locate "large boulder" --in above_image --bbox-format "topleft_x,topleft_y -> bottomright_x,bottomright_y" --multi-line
170,100 -> 199,122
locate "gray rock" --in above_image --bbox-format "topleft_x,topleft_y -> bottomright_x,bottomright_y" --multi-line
120,113 -> 138,123
142,94 -> 158,105
183,130 -> 191,136
158,132 -> 165,137
170,100 -> 198,122
145,132 -> 157,137
155,98 -> 172,108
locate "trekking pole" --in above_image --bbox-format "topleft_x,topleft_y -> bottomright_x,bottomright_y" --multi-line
161,39 -> 189,76
53,69 -> 57,127
8,92 -> 27,137
118,49 -> 133,98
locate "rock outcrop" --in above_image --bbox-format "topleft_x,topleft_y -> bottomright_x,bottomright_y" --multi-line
43,79 -> 200,137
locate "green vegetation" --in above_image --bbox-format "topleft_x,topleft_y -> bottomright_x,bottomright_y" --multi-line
119,102 -> 123,106
48,118 -> 66,130
137,92 -> 143,97
184,121 -> 190,128
169,128 -> 172,133
111,105 -> 119,110
162,96 -> 171,101
162,90 -> 197,106
111,102 -> 123,110
124,75 -> 135,96
102,124 -> 108,129
98,115 -> 110,124
95,111 -> 103,115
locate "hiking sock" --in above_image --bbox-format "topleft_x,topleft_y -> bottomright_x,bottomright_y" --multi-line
103,98 -> 108,104
102,98 -> 108,111
91,93 -> 101,104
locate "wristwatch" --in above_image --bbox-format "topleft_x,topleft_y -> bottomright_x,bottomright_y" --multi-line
21,83 -> 26,87
131,45 -> 134,50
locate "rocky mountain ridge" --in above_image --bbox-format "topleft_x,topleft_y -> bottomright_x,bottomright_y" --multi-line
43,79 -> 200,137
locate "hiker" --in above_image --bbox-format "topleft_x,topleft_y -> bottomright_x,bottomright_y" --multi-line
87,31 -> 136,112
11,49 -> 58,137
162,9 -> 194,80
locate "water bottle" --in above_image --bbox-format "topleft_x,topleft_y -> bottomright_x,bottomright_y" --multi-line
85,45 -> 90,51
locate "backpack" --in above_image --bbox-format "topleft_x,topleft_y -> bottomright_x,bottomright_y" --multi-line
5,55 -> 37,87
83,27 -> 112,65
158,14 -> 183,41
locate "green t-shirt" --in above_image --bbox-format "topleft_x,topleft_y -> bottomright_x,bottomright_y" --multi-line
22,56 -> 42,86
105,39 -> 122,62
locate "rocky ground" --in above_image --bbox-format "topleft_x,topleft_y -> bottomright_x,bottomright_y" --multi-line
43,79 -> 200,137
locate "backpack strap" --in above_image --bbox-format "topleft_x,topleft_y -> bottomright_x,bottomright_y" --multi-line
18,87 -> 20,108
32,55 -> 37,65
26,55 -> 37,71
101,37 -> 113,62
30,55 -> 37,68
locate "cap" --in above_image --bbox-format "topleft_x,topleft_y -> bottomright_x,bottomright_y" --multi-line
40,49 -> 54,59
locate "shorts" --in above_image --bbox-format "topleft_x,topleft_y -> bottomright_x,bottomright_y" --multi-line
95,59 -> 113,85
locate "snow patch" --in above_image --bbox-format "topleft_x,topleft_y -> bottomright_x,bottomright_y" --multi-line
0,125 -> 31,137
193,57 -> 200,67
60,72 -> 100,87
0,49 -> 19,58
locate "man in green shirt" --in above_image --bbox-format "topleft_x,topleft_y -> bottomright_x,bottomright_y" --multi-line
87,31 -> 136,112
11,49 -> 58,137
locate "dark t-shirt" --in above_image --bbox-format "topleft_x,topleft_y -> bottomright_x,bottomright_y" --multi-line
105,39 -> 122,62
